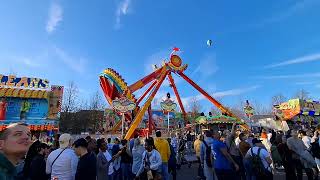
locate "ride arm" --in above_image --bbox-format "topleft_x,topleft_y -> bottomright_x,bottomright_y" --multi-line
129,67 -> 164,93
167,73 -> 186,119
125,68 -> 168,140
178,72 -> 240,121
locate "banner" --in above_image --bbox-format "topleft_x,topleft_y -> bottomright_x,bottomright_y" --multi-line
0,74 -> 49,89
274,99 -> 301,120
48,86 -> 64,119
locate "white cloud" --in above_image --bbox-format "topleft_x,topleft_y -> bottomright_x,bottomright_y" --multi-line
46,2 -> 63,34
265,53 -> 320,68
115,0 -> 132,29
295,81 -> 317,85
144,49 -> 170,75
259,0 -> 311,25
53,47 -> 87,73
191,53 -> 218,78
10,56 -> 42,68
222,1 -> 317,35
258,72 -> 320,79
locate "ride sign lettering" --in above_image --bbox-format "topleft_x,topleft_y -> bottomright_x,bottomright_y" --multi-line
0,74 -> 49,89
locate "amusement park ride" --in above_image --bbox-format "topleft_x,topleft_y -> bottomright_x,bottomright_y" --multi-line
99,49 -> 248,140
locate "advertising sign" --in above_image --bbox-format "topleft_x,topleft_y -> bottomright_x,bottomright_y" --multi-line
0,74 -> 49,89
48,86 -> 64,119
274,99 -> 301,120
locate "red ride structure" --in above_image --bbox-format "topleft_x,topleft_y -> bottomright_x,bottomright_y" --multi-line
100,49 -> 248,140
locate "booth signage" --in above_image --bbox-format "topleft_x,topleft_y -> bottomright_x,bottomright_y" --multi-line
0,75 -> 49,89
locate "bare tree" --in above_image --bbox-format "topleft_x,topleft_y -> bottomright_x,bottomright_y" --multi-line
62,81 -> 79,113
294,89 -> 310,100
271,94 -> 287,105
89,91 -> 105,110
210,106 -> 221,116
189,97 -> 202,117
88,91 -> 106,132
60,81 -> 79,132
251,100 -> 271,115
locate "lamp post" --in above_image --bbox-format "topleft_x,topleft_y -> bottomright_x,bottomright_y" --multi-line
160,93 -> 177,134
112,97 -> 136,137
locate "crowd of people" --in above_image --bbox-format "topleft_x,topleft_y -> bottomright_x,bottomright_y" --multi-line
2,121 -> 320,180
0,122 -> 191,180
193,122 -> 320,180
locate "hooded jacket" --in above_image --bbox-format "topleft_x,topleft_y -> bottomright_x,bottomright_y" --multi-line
154,138 -> 171,163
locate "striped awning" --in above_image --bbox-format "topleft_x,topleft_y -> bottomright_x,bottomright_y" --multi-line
0,88 -> 49,99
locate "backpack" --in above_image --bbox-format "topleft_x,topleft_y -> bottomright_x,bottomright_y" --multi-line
249,148 -> 266,176
311,140 -> 320,159
202,140 -> 213,168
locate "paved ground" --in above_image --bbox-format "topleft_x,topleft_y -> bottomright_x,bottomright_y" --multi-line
174,154 -> 309,180
175,163 -> 289,180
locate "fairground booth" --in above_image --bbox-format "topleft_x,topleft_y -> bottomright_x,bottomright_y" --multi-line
273,98 -> 320,129
0,74 -> 63,137
194,113 -> 244,134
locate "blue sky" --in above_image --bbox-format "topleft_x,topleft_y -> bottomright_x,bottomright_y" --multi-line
1,0 -> 320,112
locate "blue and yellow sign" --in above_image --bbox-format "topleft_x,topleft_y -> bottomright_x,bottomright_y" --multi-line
0,74 -> 49,89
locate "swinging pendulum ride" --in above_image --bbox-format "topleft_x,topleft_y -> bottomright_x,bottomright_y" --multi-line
99,49 -> 248,140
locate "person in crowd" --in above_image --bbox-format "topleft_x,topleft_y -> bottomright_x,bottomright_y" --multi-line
86,136 -> 98,155
235,130 -> 242,148
246,133 -> 254,147
97,138 -> 121,180
239,133 -> 251,157
287,129 -> 316,180
154,130 -> 171,180
132,138 -> 145,177
23,131 -> 41,178
212,130 -> 239,180
225,122 -> 244,180
120,139 -> 133,180
194,134 -> 205,179
46,133 -> 79,180
112,138 -> 122,179
245,138 -> 273,180
130,133 -> 139,153
200,130 -> 215,180
73,138 -> 97,180
177,133 -> 186,169
186,131 -> 193,155
300,130 -> 312,149
107,137 -> 114,154
311,126 -> 320,172
270,134 -> 283,169
0,123 -> 32,179
52,133 -> 61,151
167,138 -> 177,180
170,132 -> 178,153
261,129 -> 271,152
277,135 -> 296,180
135,138 -> 162,180
29,143 -> 50,180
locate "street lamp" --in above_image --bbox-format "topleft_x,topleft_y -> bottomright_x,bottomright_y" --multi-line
160,93 -> 177,133
112,97 -> 136,137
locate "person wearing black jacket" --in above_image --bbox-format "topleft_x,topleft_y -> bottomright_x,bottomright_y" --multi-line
29,143 -> 50,180
74,138 -> 97,180
120,139 -> 133,180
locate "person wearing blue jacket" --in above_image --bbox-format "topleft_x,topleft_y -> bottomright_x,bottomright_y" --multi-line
200,130 -> 215,180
